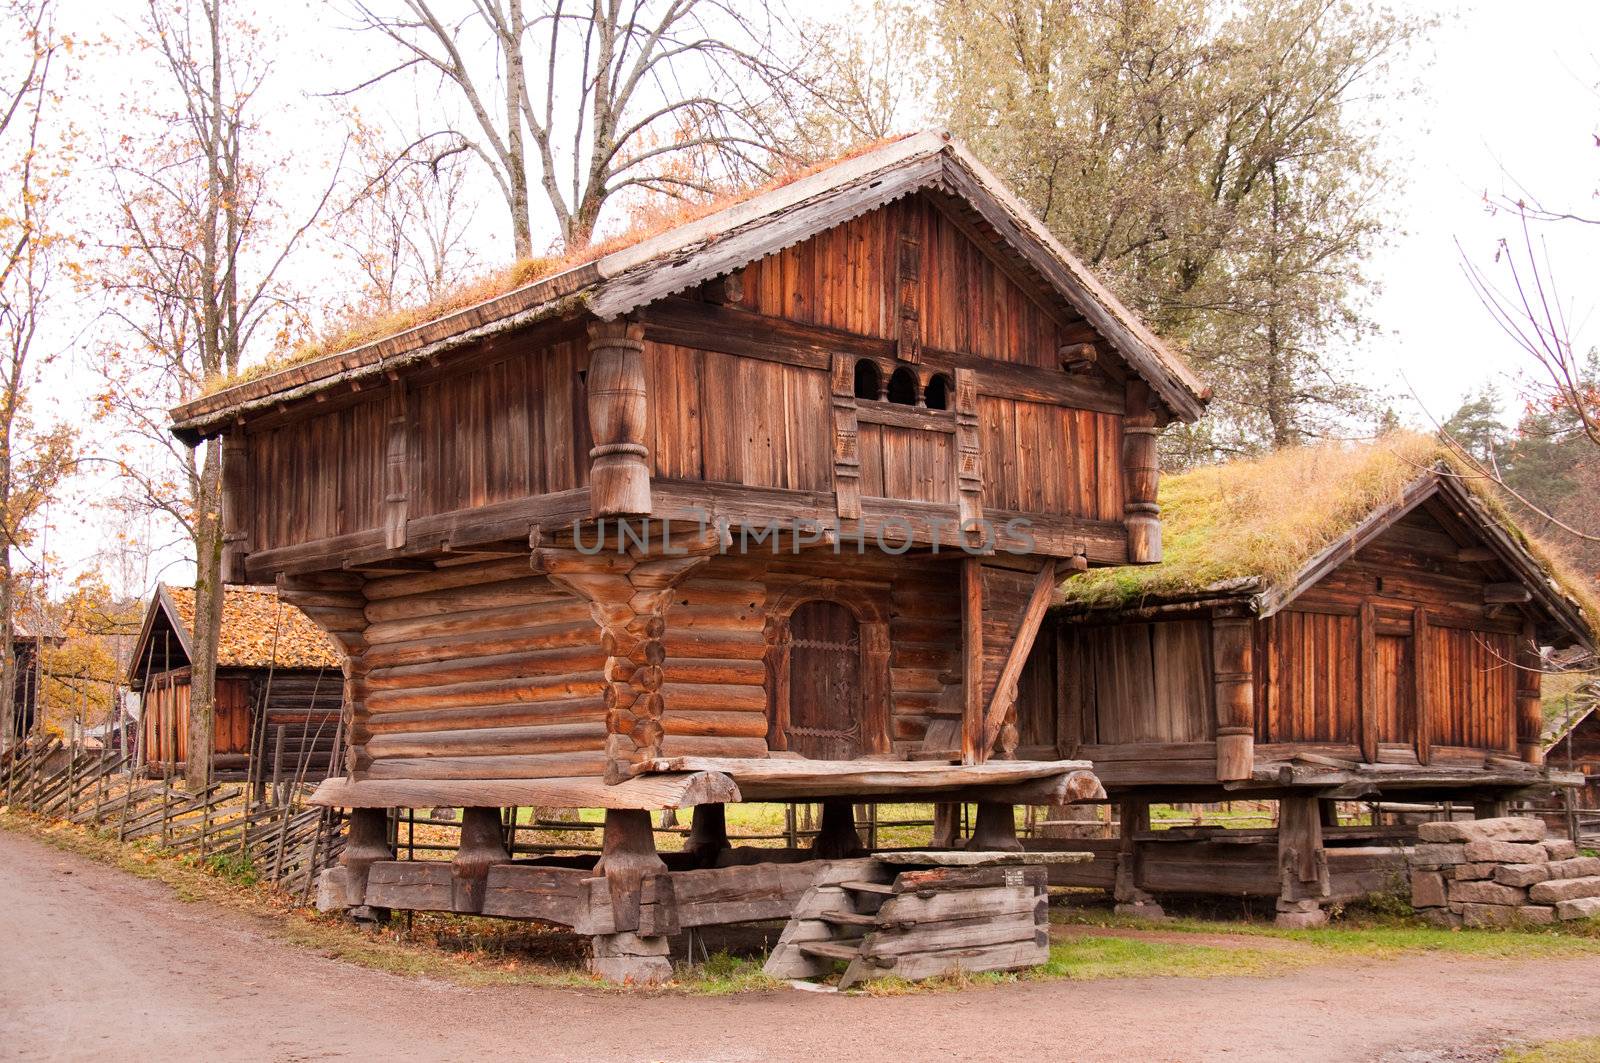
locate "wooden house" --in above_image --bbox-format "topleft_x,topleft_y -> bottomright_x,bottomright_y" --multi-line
166,132 -> 1209,980
6,622 -> 48,745
1031,438 -> 1595,923
1547,703 -> 1600,812
127,584 -> 342,781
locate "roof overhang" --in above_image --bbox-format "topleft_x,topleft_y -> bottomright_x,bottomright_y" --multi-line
170,131 -> 1208,444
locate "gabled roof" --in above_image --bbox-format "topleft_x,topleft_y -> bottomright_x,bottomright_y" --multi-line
1056,434 -> 1598,648
170,131 -> 1208,443
127,583 -> 341,682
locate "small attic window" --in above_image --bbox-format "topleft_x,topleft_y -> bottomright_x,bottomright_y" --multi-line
924,373 -> 953,411
853,359 -> 882,401
887,366 -> 918,406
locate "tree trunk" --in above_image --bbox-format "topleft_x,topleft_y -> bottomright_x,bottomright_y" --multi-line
185,439 -> 225,789
0,552 -> 15,752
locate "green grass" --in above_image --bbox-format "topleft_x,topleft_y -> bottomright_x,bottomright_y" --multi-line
1502,1036 -> 1600,1062
1037,935 -> 1291,979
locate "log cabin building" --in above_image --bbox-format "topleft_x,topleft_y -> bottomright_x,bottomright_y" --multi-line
128,584 -> 342,781
1547,703 -> 1600,812
1032,438 -> 1595,923
5,622 -> 50,745
166,132 -> 1208,980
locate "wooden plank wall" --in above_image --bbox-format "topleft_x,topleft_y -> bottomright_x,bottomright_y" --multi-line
977,397 -> 1122,520
1056,619 -> 1215,746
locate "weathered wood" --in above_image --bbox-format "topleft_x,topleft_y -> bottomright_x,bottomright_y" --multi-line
685,802 -> 729,867
586,319 -> 651,516
1212,616 -> 1254,781
965,802 -> 1022,853
813,799 -> 865,859
1517,620 -> 1543,765
1121,379 -> 1161,563
451,807 -> 510,914
309,770 -> 739,810
633,756 -> 1098,801
961,556 -> 985,764
595,808 -> 667,934
981,561 -> 1057,758
339,807 -> 393,909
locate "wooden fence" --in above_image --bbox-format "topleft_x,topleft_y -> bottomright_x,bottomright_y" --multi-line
1,737 -> 343,903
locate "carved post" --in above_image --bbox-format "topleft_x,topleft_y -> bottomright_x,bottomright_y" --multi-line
931,803 -> 961,848
586,319 -> 651,516
383,379 -> 409,549
339,807 -> 393,918
1122,380 -> 1161,563
830,354 -> 863,520
1114,799 -> 1163,919
590,808 -> 673,985
219,432 -> 251,584
896,230 -> 922,364
1212,615 -> 1255,781
451,807 -> 509,913
965,802 -> 1022,852
685,803 -> 730,867
1275,794 -> 1330,928
812,799 -> 865,859
1517,620 -> 1544,765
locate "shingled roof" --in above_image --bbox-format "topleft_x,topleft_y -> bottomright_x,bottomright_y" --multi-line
170,131 -> 1208,444
1056,433 -> 1599,647
129,583 -> 341,677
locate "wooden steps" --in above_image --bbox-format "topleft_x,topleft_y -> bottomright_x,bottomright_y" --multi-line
764,858 -> 1051,989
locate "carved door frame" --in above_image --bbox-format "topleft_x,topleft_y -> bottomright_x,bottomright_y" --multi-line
764,580 -> 891,758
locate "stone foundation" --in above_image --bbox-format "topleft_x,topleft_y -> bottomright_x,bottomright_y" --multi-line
1408,817 -> 1598,927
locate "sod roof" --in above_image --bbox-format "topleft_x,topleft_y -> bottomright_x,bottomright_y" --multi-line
142,584 -> 342,671
1058,432 -> 1600,642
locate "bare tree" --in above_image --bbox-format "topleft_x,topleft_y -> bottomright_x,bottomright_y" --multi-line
0,0 -> 74,750
94,0 -> 334,786
344,0 -> 812,254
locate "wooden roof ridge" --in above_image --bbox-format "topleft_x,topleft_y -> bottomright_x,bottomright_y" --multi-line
169,131 -> 1208,443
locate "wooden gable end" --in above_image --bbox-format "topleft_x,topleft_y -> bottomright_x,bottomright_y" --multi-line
640,192 -> 1129,524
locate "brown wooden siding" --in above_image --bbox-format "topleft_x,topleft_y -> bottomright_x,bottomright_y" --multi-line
1429,625 -> 1516,752
249,397 -> 385,549
1258,610 -> 1358,744
1058,619 -> 1214,746
977,397 -> 1122,520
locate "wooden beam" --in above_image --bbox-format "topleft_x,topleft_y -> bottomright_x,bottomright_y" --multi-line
309,771 -> 741,810
1456,546 -> 1496,563
1484,582 -> 1533,605
1212,616 -> 1255,781
1358,601 -> 1378,764
1415,606 -> 1431,766
962,557 -> 985,764
1122,380 -> 1161,563
1517,619 -> 1544,765
981,561 -> 1059,756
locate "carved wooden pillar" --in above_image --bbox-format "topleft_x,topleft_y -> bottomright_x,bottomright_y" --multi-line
219,432 -> 252,584
965,802 -> 1022,853
451,807 -> 509,913
954,368 -> 983,529
1113,798 -> 1163,918
590,808 -> 674,985
1212,615 -> 1255,782
586,319 -> 651,516
960,557 -> 985,764
830,354 -> 863,520
1122,380 -> 1162,563
339,807 -> 393,915
896,230 -> 922,364
1275,794 -> 1331,928
685,803 -> 729,867
1517,620 -> 1544,765
812,799 -> 865,858
382,378 -> 409,549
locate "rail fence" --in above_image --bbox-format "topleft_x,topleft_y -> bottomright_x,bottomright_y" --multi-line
1,737 -> 343,902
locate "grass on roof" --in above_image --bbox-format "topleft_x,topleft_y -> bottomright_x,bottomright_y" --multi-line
1061,431 -> 1600,632
204,135 -> 914,398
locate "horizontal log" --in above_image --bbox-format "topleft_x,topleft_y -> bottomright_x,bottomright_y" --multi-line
661,657 -> 767,686
661,631 -> 767,662
362,577 -> 568,623
364,722 -> 607,759
311,769 -> 740,809
364,600 -> 594,645
365,646 -> 607,690
658,683 -> 766,713
361,624 -> 600,671
359,752 -> 611,780
634,756 -> 1100,801
358,697 -> 603,735
362,556 -> 537,600
660,711 -> 771,739
365,673 -> 607,713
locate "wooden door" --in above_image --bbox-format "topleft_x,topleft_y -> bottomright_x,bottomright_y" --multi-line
784,601 -> 863,760
1374,634 -> 1414,746
213,678 -> 252,755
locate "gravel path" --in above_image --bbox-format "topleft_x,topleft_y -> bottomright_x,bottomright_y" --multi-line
4,826 -> 1599,1063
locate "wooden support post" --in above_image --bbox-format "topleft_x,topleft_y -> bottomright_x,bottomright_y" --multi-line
1318,799 -> 1340,829
811,798 -> 865,859
981,561 -> 1058,759
1212,615 -> 1255,781
219,432 -> 252,584
1473,795 -> 1510,820
895,228 -> 922,363
684,802 -> 729,867
954,369 -> 983,528
931,802 -> 961,848
1517,620 -> 1544,765
1358,601 -> 1378,763
965,802 -> 1022,853
1414,606 -> 1431,766
451,807 -> 509,914
339,807 -> 393,919
382,380 -> 409,549
586,319 -> 651,516
830,354 -> 863,520
1114,799 -> 1164,919
1121,380 -> 1162,563
960,557 -> 985,764
1275,794 -> 1330,928
595,808 -> 667,935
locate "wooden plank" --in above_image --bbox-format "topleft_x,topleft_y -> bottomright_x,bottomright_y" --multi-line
1359,601 -> 1378,764
981,561 -> 1058,756
962,557 -> 985,763
308,770 -> 739,810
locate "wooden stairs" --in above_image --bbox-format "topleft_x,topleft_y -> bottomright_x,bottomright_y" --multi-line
764,859 -> 1050,989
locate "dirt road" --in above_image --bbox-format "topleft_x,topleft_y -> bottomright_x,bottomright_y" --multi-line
4,827 -> 1600,1063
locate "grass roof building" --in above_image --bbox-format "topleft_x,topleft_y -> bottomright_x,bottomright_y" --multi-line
1018,435 -> 1595,923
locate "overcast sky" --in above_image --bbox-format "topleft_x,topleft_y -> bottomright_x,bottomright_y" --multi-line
29,0 -> 1600,595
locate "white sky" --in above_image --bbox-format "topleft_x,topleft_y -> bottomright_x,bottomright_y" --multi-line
27,0 -> 1600,596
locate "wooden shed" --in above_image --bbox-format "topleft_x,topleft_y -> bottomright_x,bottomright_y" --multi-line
127,584 -> 343,781
166,132 -> 1209,980
1028,437 -> 1595,923
1547,704 -> 1600,813
5,623 -> 49,745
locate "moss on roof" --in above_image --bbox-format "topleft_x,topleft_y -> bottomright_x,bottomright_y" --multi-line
165,584 -> 341,670
1059,432 -> 1600,634
205,137 -> 914,397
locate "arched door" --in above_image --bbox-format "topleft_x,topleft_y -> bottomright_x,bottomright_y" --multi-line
783,600 -> 863,759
